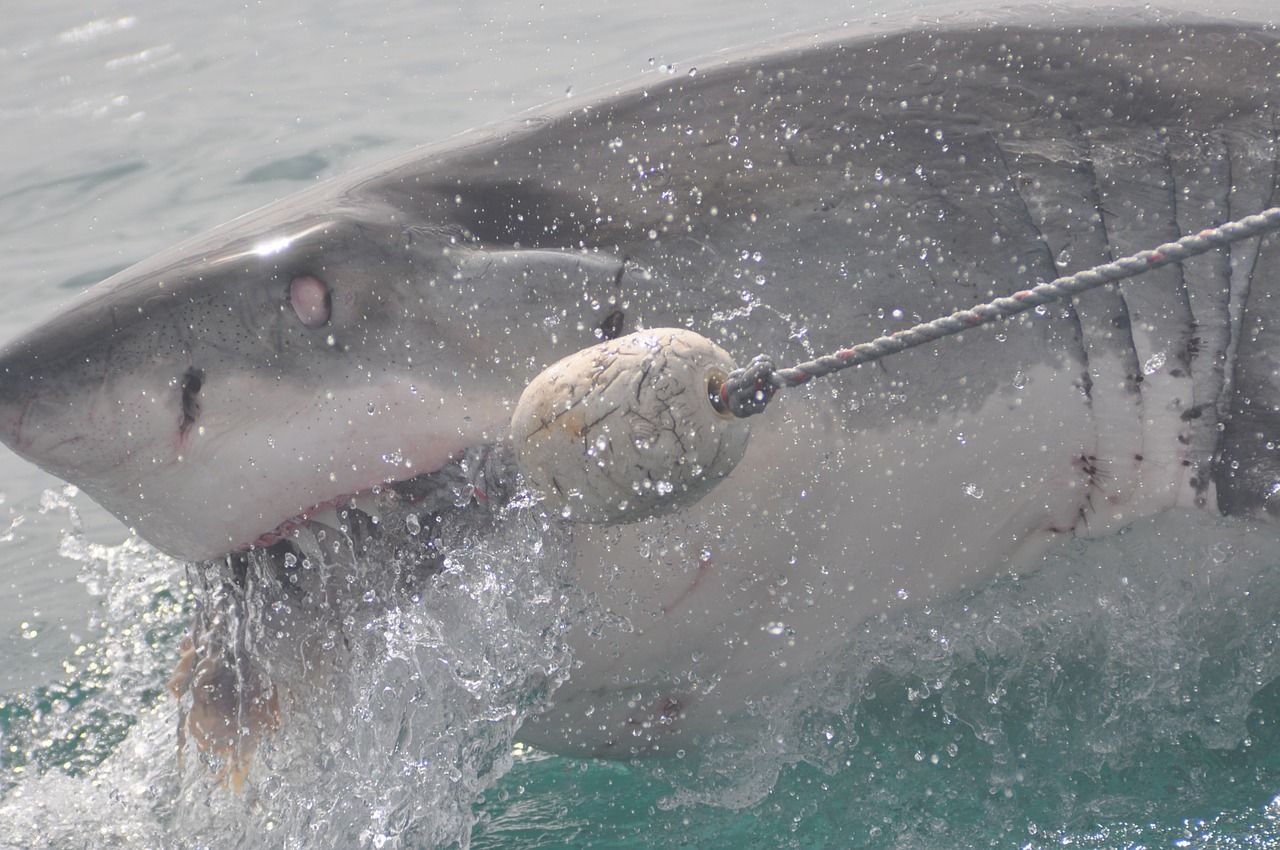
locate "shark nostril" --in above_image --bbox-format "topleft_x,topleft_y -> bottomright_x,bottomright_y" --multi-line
180,367 -> 204,436
290,275 -> 332,328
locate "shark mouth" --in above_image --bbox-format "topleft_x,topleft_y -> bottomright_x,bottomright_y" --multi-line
236,445 -> 520,567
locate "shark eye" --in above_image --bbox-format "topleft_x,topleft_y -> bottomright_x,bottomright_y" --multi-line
289,275 -> 331,328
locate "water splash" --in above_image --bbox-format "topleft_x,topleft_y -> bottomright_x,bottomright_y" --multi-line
1,484 -> 581,849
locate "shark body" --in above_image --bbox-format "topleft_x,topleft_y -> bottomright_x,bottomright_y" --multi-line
2,15 -> 1279,754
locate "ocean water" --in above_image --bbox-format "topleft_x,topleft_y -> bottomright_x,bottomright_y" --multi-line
3,1 -> 1280,848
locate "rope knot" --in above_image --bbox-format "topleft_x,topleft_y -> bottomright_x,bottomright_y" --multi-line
719,354 -> 779,418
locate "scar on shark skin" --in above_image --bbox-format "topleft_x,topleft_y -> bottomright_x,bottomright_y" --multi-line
662,552 -> 715,617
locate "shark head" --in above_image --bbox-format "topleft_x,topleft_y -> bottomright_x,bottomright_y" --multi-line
0,179 -> 633,562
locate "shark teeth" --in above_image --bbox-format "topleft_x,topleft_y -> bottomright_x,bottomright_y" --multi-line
242,445 -> 518,558
304,492 -> 384,535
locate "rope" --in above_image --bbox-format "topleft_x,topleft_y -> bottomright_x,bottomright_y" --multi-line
717,207 -> 1280,418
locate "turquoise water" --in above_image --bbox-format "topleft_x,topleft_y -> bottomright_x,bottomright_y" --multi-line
4,1 -> 1280,848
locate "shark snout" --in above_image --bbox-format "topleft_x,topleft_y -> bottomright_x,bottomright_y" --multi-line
0,323 -> 129,484
0,344 -> 45,456
0,366 -> 27,448
0,395 -> 31,454
0,371 -> 78,473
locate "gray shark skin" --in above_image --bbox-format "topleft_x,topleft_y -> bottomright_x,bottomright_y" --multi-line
1,13 -> 1278,755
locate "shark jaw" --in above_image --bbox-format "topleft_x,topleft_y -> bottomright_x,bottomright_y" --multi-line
244,444 -> 515,558
0,355 -> 515,564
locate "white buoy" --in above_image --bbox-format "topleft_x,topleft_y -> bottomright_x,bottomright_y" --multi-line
511,328 -> 751,523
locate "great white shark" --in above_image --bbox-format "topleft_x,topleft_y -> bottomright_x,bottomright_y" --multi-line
0,12 -> 1278,760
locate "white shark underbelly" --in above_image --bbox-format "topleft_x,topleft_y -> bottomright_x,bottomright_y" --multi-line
521,333 -> 1214,752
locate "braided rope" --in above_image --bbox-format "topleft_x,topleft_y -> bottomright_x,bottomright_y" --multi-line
719,207 -> 1280,418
